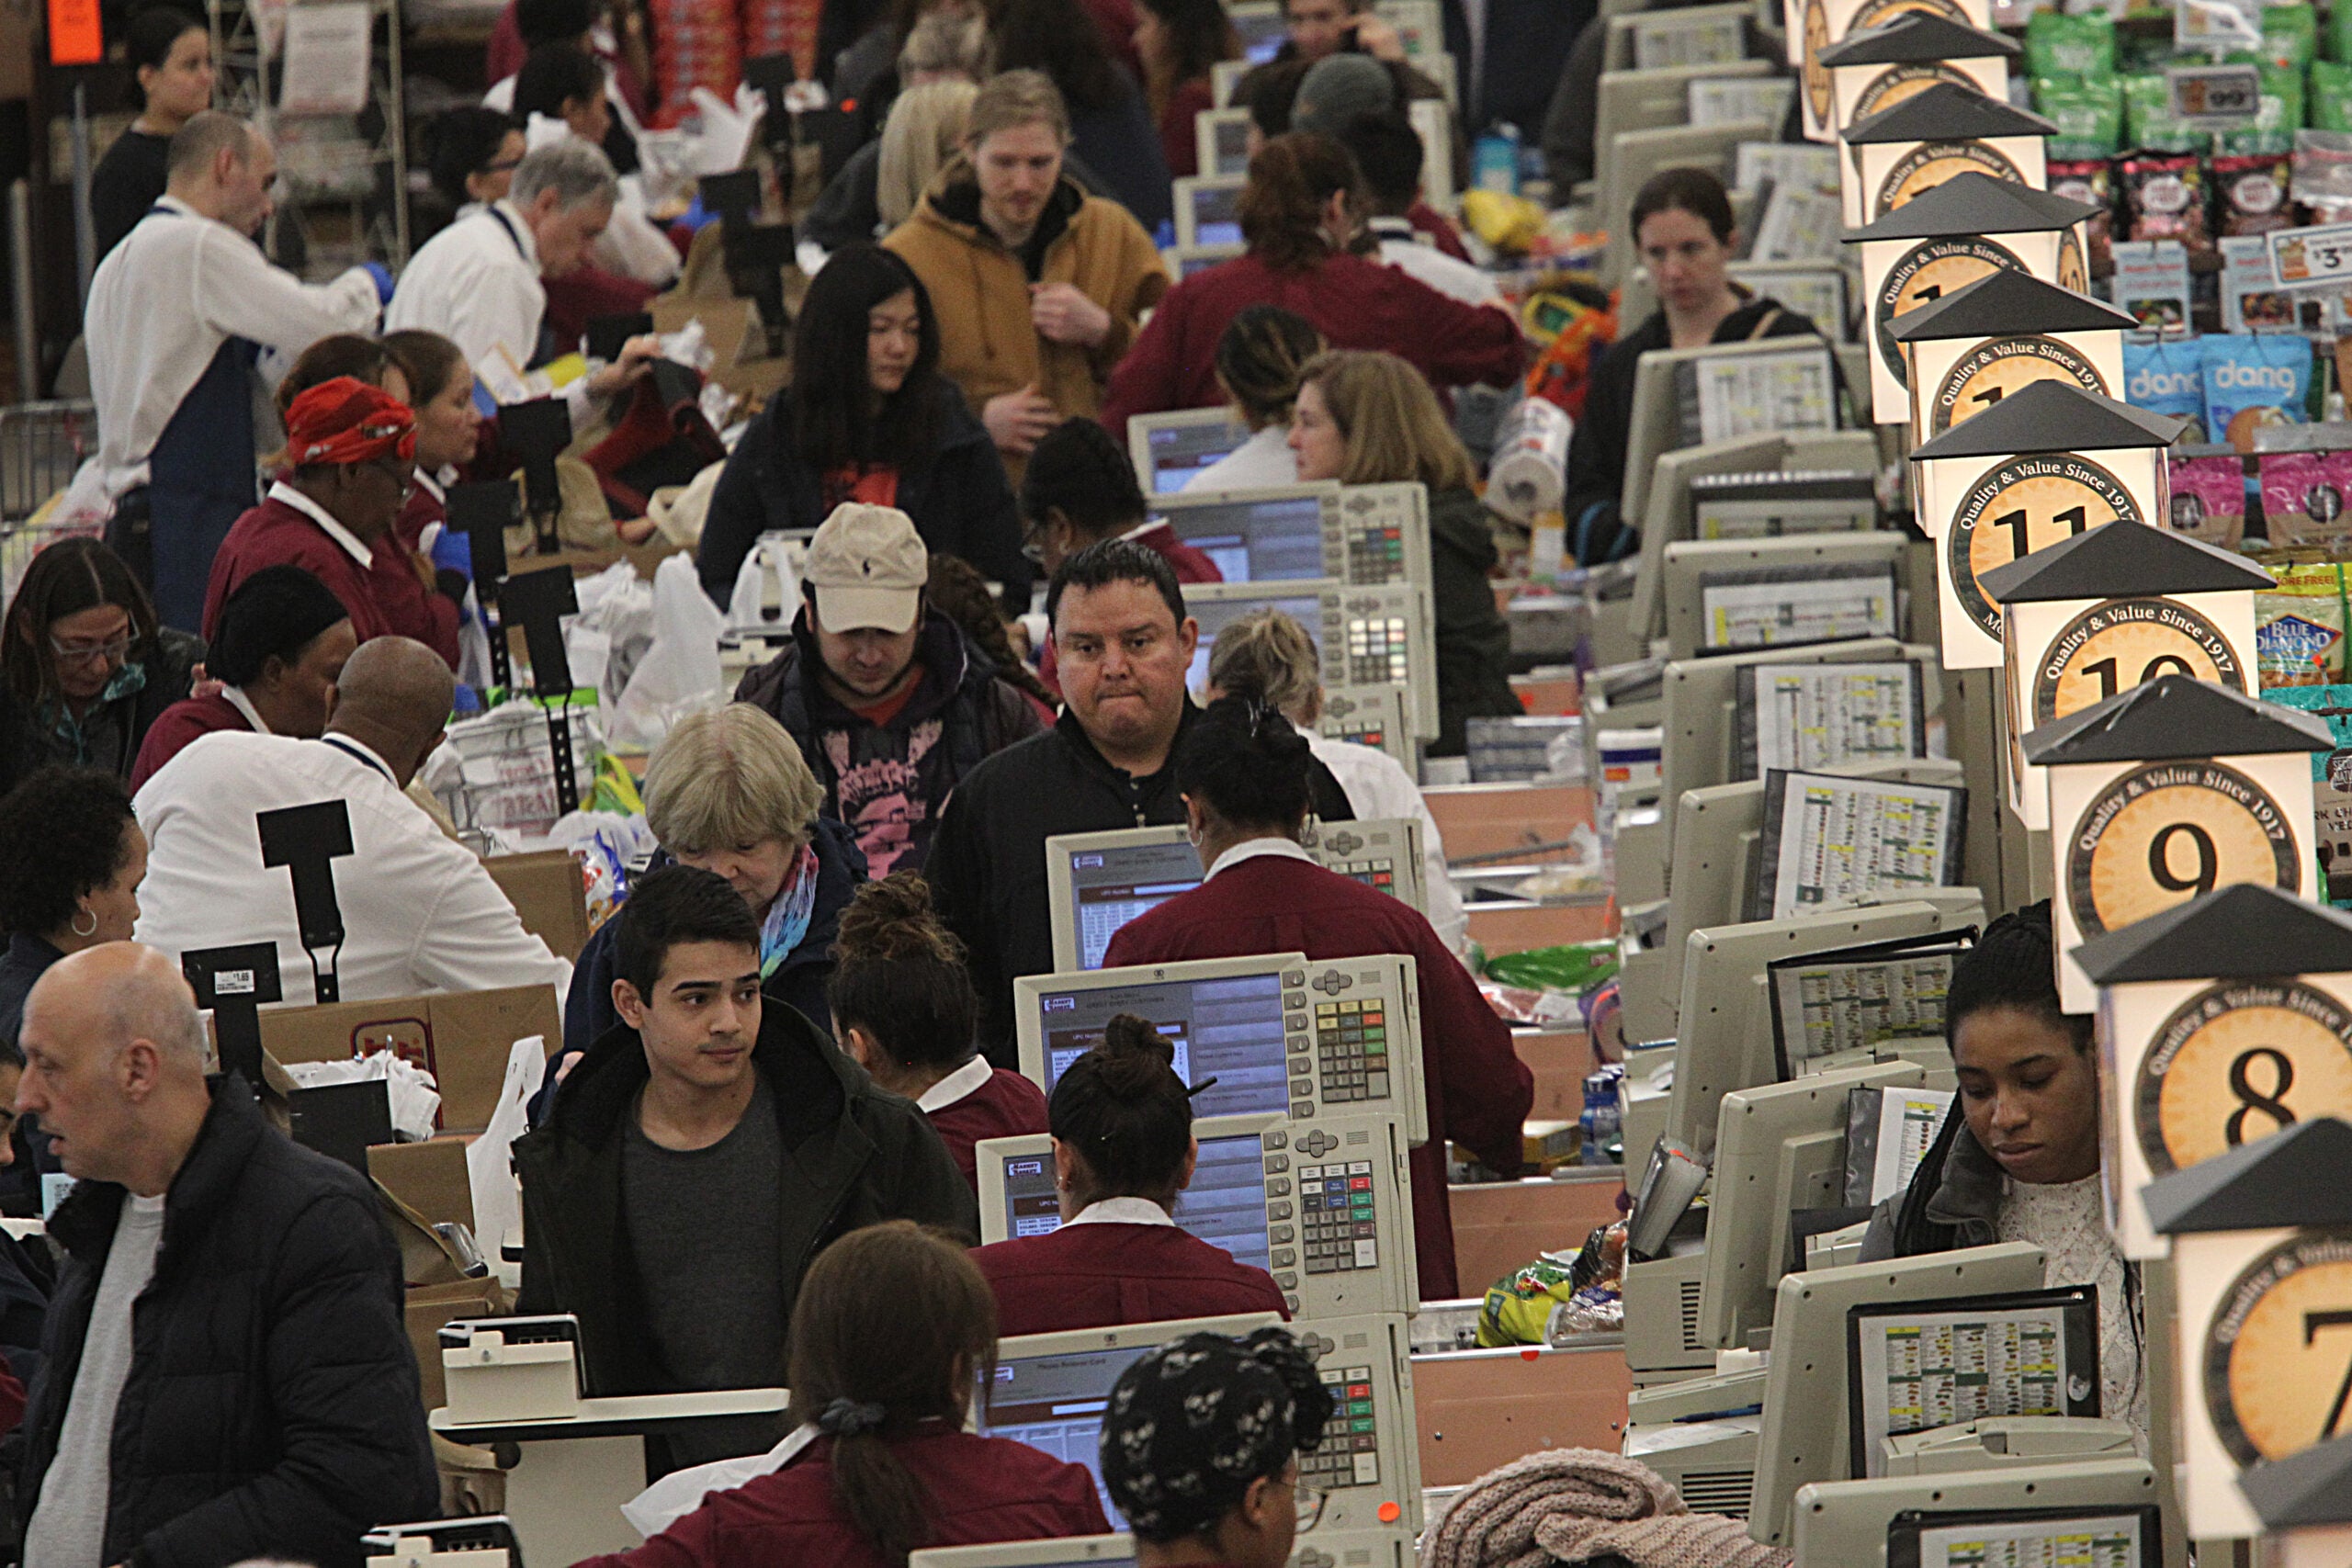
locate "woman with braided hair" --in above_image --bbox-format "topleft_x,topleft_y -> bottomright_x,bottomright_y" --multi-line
831,872 -> 1048,1187
1101,1326 -> 1336,1568
971,1010 -> 1289,1335
581,1221 -> 1110,1568
1860,901 -> 2146,1444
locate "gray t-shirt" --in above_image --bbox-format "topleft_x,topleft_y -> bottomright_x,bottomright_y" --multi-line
623,1075 -> 788,1466
26,1193 -> 168,1568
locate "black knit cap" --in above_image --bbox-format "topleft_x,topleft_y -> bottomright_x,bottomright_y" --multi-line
1099,1328 -> 1335,1541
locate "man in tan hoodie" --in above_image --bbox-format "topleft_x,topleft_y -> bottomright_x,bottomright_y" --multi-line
885,68 -> 1169,484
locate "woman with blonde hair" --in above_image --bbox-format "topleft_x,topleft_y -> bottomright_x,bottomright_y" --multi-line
1204,607 -> 1466,955
1099,133 -> 1520,436
804,16 -> 990,250
1288,348 -> 1520,755
555,703 -> 870,1065
877,81 -> 982,231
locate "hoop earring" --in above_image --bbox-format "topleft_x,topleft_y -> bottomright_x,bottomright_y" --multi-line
70,908 -> 97,938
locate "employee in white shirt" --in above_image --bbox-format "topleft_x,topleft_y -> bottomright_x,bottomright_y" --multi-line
82,111 -> 383,634
1204,605 -> 1469,958
385,138 -> 657,417
132,637 -> 572,1004
1178,305 -> 1321,494
1338,112 -> 1500,309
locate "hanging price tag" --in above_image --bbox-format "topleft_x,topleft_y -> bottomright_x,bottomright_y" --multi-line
2271,221 -> 2352,291
2167,63 -> 2264,124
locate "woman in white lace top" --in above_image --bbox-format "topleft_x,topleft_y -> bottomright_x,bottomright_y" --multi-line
1859,902 -> 2147,1445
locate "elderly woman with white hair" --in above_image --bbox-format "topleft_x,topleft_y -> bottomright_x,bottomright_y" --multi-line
556,704 -> 869,1064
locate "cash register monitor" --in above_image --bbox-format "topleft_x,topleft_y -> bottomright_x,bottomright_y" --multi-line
980,1313 -> 1421,1532
1665,894 -> 1984,1152
1129,409 -> 1250,496
1602,1 -> 1751,68
1015,953 -> 1429,1142
1619,332 -> 1836,528
1046,820 -> 1431,972
1595,58 -> 1771,145
1175,175 -> 1247,248
1156,483 -> 1436,591
1657,637 -> 1908,856
1846,1287 -> 2102,1480
1788,1463 -> 2160,1568
1746,1242 -> 2052,1548
1187,581 -> 1437,740
1663,759 -> 1962,964
1229,0 -> 1286,59
1196,107 -> 1257,175
1661,536 -> 1905,661
1600,118 -> 1774,287
1626,430 -> 1881,646
976,1111 -> 1420,1319
1696,1059 -> 1928,1354
1165,243 -> 1245,281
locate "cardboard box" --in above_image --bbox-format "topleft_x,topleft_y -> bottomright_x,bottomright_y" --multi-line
258,985 -> 560,1134
486,851 -> 594,963
369,1135 -> 479,1237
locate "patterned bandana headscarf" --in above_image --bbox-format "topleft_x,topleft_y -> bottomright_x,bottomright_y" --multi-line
285,376 -> 418,467
1099,1328 -> 1335,1542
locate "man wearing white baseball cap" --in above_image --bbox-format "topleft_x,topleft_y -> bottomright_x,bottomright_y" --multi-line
735,503 -> 1044,877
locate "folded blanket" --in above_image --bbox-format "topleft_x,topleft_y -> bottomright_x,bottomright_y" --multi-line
1535,1509 -> 1791,1568
1420,1449 -> 1685,1568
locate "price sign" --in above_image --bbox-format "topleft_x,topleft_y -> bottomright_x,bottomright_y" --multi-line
2136,981 -> 2352,1174
2168,63 -> 2264,125
2271,222 -> 2352,292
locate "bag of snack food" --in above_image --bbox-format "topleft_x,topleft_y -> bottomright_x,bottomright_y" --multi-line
2121,149 -> 2215,258
2204,332 -> 2313,449
2125,334 -> 2211,439
2214,150 -> 2298,231
2261,3 -> 2316,71
2048,157 -> 2117,274
2314,65 -> 2352,133
2261,449 -> 2352,548
2169,450 -> 2250,547
2256,561 -> 2350,684
2123,73 -> 2205,152
2029,10 -> 2116,77
2035,74 -> 2125,158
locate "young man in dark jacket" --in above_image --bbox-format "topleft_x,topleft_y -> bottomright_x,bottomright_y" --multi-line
734,503 -> 1044,878
924,539 -> 1351,1060
514,865 -> 975,1469
15,943 -> 436,1568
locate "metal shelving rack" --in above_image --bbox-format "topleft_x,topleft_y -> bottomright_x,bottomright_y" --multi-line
207,0 -> 410,274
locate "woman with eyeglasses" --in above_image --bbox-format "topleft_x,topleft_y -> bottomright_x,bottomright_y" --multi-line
0,537 -> 200,794
695,244 -> 1028,608
1101,1326 -> 1336,1568
971,1010 -> 1287,1336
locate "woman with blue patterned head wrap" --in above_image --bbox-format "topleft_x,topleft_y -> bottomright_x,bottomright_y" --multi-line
1098,1326 -> 1336,1568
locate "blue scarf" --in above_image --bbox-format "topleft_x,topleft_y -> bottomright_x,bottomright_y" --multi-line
758,843 -> 821,977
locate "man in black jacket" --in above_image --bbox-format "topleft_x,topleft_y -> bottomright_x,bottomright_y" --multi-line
514,865 -> 975,1469
924,539 -> 1351,1061
734,503 -> 1044,878
16,942 -> 436,1568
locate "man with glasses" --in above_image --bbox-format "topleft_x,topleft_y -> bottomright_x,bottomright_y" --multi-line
733,503 -> 1042,878
199,378 -> 465,669
82,111 -> 389,636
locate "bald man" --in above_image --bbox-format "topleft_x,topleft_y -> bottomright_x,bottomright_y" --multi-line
132,637 -> 572,1002
16,944 -> 435,1568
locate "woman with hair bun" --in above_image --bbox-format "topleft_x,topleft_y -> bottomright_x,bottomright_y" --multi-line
971,1011 -> 1288,1336
830,873 -> 1048,1186
578,1221 -> 1110,1568
1102,694 -> 1531,1302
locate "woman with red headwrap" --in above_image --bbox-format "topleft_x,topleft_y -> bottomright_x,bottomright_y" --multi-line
201,378 -> 466,669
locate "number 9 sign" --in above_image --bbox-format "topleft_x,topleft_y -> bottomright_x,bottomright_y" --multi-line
2068,761 -> 2301,939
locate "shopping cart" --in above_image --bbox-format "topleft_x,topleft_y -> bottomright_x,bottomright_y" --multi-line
0,399 -> 101,603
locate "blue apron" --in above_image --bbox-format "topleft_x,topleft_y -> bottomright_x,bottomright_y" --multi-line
108,204 -> 262,634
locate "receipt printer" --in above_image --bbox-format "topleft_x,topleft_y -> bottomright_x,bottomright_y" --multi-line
1881,1416 -> 2140,1477
365,1517 -> 521,1568
438,1315 -> 583,1424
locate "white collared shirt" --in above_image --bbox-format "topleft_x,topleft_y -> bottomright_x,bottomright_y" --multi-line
1206,836 -> 1319,881
219,684 -> 270,735
1065,1196 -> 1177,1228
266,480 -> 374,566
132,729 -> 572,1005
1370,220 -> 1505,309
1305,731 -> 1472,962
386,200 -> 551,399
1181,425 -> 1298,494
915,1055 -> 995,1113
85,196 -> 381,497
